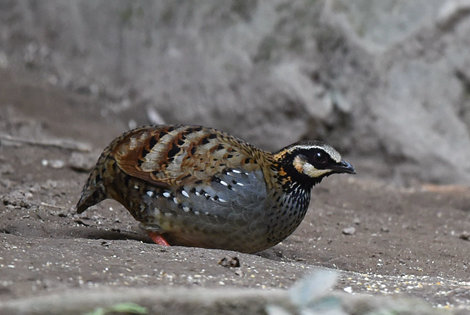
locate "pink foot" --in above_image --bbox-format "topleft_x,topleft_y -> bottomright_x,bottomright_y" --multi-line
148,231 -> 170,246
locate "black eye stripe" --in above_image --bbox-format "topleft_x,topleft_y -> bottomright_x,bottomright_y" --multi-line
307,149 -> 331,168
289,148 -> 333,169
315,152 -> 327,162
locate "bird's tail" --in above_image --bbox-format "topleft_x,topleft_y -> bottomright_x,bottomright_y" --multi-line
76,168 -> 106,214
76,149 -> 112,214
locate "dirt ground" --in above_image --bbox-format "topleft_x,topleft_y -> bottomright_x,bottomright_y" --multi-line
1,68 -> 470,312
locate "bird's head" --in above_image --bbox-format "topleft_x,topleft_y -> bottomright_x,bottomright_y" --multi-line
274,141 -> 355,188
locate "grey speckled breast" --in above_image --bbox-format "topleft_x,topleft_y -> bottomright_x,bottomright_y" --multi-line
125,168 -> 275,252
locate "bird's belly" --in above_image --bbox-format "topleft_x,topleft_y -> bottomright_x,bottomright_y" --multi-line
138,200 -> 307,253
164,220 -> 270,253
140,200 -> 272,253
110,170 -> 307,253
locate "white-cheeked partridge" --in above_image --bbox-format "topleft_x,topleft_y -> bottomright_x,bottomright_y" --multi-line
76,125 -> 355,253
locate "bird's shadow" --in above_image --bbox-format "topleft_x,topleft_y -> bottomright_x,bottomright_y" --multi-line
69,226 -> 152,243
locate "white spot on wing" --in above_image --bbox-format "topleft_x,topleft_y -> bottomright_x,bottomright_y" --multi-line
146,191 -> 154,197
129,137 -> 138,150
181,190 -> 189,198
163,192 -> 171,198
220,180 -> 228,186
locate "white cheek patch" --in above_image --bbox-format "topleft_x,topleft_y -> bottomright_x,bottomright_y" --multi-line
303,162 -> 331,177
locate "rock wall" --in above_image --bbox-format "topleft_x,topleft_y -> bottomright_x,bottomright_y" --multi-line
1,0 -> 469,184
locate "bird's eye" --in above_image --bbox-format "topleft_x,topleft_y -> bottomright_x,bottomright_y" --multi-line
313,151 -> 328,165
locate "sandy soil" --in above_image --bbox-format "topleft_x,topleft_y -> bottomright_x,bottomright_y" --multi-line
0,69 -> 469,311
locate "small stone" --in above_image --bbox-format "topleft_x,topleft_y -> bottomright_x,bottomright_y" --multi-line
0,164 -> 14,175
28,184 -> 40,193
74,219 -> 90,227
69,152 -> 97,172
342,227 -> 356,235
459,231 -> 470,241
146,107 -> 165,125
381,226 -> 390,233
0,179 -> 13,188
50,160 -> 65,169
45,180 -> 58,188
218,256 -> 240,268
353,217 -> 361,225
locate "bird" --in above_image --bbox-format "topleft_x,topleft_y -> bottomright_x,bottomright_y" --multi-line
76,125 -> 355,253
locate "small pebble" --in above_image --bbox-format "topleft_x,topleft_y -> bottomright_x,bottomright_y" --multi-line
234,269 -> 244,277
218,256 -> 240,268
42,159 -> 65,169
68,152 -> 96,172
0,164 -> 14,175
342,227 -> 356,235
459,231 -> 470,241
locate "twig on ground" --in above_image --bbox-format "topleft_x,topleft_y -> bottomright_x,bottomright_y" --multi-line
40,202 -> 65,210
0,134 -> 91,152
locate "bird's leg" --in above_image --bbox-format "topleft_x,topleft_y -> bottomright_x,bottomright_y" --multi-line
148,231 -> 170,246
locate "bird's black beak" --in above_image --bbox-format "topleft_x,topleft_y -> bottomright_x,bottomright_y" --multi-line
332,160 -> 356,174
